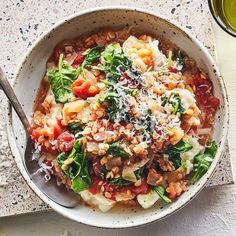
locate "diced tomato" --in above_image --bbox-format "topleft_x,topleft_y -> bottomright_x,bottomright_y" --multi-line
56,116 -> 66,129
31,127 -> 54,141
208,96 -> 220,109
71,78 -> 100,99
57,131 -> 75,152
71,52 -> 85,68
169,66 -> 178,73
32,118 -> 65,142
31,129 -> 40,141
129,179 -> 149,194
53,117 -> 65,138
192,73 -> 220,110
88,178 -> 102,195
53,125 -> 63,138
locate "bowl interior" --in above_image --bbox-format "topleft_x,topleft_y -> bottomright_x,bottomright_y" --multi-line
8,8 -> 228,228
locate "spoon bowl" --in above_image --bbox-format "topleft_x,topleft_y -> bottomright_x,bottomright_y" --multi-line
0,67 -> 80,208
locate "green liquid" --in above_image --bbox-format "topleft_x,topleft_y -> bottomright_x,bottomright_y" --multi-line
212,0 -> 236,31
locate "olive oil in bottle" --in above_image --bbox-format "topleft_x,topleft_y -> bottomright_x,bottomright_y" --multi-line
212,0 -> 236,32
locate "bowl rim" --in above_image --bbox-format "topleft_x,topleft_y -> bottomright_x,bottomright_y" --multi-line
6,5 -> 229,228
208,0 -> 236,38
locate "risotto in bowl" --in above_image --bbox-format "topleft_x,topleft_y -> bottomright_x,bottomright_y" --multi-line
7,7 -> 228,228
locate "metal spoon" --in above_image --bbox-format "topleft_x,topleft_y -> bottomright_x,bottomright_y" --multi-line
0,67 -> 80,208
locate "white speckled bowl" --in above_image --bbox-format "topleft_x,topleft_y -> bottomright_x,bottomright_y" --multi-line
7,6 -> 228,228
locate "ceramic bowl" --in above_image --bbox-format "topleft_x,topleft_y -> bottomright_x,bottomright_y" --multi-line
7,6 -> 229,228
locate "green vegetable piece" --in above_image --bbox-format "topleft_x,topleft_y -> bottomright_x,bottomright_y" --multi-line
75,45 -> 105,75
100,166 -> 109,179
98,165 -> 131,186
56,139 -> 92,193
189,141 -> 218,185
48,54 -> 78,103
100,44 -> 132,83
170,140 -> 193,154
167,139 -> 193,169
57,152 -> 67,166
134,167 -> 144,180
174,50 -> 186,71
153,186 -> 172,203
97,91 -> 120,105
161,92 -> 185,116
67,122 -> 85,136
82,45 -> 105,68
98,88 -> 129,122
72,176 -> 90,193
170,93 -> 185,116
171,156 -> 182,169
107,141 -> 130,158
204,140 -> 218,157
109,177 -> 132,186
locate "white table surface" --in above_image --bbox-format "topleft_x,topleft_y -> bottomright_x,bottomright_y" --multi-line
0,16 -> 236,236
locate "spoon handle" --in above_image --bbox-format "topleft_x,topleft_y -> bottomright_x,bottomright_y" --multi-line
0,67 -> 32,135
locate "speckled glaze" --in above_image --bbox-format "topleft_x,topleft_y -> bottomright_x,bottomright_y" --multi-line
6,7 -> 229,228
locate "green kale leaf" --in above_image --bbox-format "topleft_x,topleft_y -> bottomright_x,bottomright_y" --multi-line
81,45 -> 105,69
189,141 -> 218,185
169,139 -> 193,153
98,44 -> 132,83
98,88 -> 130,122
109,177 -> 132,186
153,186 -> 172,203
100,166 -> 132,186
167,139 -> 193,169
57,139 -> 92,192
48,54 -> 78,103
66,122 -> 85,139
107,141 -> 130,158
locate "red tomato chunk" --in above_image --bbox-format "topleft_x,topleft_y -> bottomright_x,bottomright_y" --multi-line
57,131 -> 75,152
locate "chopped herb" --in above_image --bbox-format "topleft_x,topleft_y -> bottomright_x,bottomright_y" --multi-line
189,141 -> 218,185
162,92 -> 185,116
173,50 -> 186,71
100,166 -> 109,179
153,186 -> 172,203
